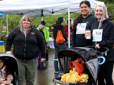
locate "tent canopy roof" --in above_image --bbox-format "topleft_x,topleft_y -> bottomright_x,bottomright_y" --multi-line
0,0 -> 98,16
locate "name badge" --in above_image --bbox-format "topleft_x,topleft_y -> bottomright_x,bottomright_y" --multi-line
92,29 -> 103,42
76,23 -> 87,34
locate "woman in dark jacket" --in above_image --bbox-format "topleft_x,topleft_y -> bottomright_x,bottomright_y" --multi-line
6,15 -> 45,85
87,4 -> 114,85
72,0 -> 95,47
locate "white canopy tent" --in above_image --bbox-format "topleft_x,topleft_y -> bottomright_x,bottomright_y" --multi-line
0,0 -> 68,15
0,0 -> 99,48
0,0 -> 97,15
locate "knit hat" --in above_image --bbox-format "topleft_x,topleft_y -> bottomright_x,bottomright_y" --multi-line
57,17 -> 63,23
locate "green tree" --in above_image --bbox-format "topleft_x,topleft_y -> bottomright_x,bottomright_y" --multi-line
98,0 -> 114,3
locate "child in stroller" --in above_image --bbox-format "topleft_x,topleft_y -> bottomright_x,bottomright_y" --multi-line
0,59 -> 13,85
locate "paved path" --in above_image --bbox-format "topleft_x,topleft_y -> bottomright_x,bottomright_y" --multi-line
37,49 -> 55,85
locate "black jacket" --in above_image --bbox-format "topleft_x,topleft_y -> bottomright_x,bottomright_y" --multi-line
87,19 -> 114,62
6,27 -> 45,60
72,14 -> 96,47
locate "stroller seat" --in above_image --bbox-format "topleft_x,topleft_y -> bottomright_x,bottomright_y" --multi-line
53,47 -> 98,85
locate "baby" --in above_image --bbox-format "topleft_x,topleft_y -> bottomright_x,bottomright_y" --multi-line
0,59 -> 13,85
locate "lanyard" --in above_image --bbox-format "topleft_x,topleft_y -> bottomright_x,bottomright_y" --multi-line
97,20 -> 102,29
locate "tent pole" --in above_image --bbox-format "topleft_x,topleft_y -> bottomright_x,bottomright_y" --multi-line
6,14 -> 8,36
68,7 -> 70,48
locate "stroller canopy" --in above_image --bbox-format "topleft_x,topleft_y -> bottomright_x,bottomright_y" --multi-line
58,47 -> 97,60
0,53 -> 18,76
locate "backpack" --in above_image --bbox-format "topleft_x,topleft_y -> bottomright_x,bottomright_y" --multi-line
56,29 -> 65,44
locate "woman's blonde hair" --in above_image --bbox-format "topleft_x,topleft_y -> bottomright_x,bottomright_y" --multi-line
95,3 -> 109,20
19,15 -> 32,28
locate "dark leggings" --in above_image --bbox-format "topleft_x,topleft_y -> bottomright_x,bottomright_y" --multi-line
98,62 -> 113,85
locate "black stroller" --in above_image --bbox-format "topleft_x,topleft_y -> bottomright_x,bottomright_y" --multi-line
0,53 -> 18,85
53,47 -> 99,85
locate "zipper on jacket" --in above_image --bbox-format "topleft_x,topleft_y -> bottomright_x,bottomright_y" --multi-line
23,31 -> 27,58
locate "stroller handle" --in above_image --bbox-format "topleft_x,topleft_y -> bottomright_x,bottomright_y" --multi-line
98,56 -> 106,65
97,47 -> 109,65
